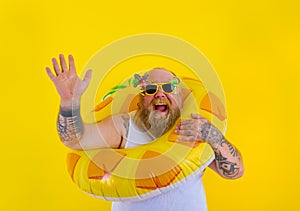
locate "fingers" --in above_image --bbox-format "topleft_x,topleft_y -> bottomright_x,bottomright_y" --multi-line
175,129 -> 201,141
50,54 -> 76,76
178,124 -> 197,130
175,129 -> 198,137
59,54 -> 68,73
68,54 -> 76,73
179,119 -> 193,125
52,57 -> 61,76
179,119 -> 206,127
178,135 -> 197,141
175,126 -> 201,140
175,113 -> 207,142
173,113 -> 214,142
83,69 -> 92,84
180,114 -> 208,126
191,113 -> 206,119
46,67 -> 56,82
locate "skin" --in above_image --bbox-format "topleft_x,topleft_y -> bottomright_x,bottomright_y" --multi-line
175,114 -> 244,179
46,54 -> 127,149
46,54 -> 244,179
142,68 -> 183,114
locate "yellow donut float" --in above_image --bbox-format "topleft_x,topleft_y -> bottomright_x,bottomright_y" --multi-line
66,76 -> 227,202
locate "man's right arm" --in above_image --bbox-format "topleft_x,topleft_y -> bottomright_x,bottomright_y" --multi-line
46,54 -> 127,150
57,104 -> 127,150
57,105 -> 84,148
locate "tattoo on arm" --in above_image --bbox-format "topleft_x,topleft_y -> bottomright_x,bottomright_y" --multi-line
201,122 -> 223,149
201,123 -> 239,158
201,122 -> 242,178
215,151 -> 240,178
57,106 -> 83,143
221,140 -> 239,157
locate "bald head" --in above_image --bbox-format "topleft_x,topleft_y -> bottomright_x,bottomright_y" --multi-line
148,68 -> 176,83
144,67 -> 183,109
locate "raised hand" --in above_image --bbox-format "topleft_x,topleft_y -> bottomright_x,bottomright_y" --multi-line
46,54 -> 92,107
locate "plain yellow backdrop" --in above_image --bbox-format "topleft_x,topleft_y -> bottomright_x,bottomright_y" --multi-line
0,0 -> 299,210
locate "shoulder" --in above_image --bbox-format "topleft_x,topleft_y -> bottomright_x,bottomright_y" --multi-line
92,113 -> 131,149
111,113 -> 130,128
110,113 -> 131,148
99,113 -> 130,126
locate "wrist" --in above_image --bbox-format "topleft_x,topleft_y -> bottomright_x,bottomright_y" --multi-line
60,97 -> 80,108
59,105 -> 80,117
208,139 -> 222,151
202,124 -> 224,150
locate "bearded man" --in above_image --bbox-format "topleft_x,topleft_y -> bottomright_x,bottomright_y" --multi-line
46,54 -> 244,211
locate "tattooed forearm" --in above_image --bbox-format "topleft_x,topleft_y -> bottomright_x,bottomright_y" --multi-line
201,122 -> 224,149
221,140 -> 239,157
57,106 -> 83,143
201,122 -> 243,178
202,123 -> 239,157
215,151 -> 240,178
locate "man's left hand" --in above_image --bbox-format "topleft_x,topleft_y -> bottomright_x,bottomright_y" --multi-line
174,113 -> 223,145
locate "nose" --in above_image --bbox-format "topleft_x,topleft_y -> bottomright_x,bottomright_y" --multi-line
154,87 -> 166,99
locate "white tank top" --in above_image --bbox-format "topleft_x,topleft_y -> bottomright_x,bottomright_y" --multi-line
111,113 -> 208,211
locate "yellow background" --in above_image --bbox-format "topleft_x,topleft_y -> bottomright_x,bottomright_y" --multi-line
0,0 -> 299,210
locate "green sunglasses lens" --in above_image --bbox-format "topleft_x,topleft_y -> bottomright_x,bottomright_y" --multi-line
162,83 -> 174,93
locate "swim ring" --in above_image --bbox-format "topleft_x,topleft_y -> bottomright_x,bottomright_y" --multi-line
66,76 -> 226,202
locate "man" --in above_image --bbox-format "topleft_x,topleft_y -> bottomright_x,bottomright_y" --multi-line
46,54 -> 244,211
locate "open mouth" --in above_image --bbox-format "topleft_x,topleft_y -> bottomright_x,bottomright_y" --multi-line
154,103 -> 169,113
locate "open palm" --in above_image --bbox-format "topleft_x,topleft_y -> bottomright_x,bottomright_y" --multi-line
46,54 -> 92,104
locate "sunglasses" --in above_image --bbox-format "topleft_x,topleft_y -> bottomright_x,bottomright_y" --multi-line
141,82 -> 177,96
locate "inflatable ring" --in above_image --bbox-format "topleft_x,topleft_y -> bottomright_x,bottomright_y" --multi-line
66,76 -> 226,202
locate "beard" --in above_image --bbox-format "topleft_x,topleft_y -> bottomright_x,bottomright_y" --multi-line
133,97 -> 181,138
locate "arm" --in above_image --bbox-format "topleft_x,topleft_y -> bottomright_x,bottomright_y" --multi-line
46,54 -> 128,150
175,113 -> 244,179
57,106 -> 128,150
204,129 -> 244,179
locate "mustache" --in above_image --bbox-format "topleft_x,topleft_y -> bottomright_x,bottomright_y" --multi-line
150,98 -> 171,106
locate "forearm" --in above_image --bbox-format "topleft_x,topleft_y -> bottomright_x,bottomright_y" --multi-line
203,123 -> 244,179
175,114 -> 244,179
57,103 -> 84,148
211,137 -> 244,179
56,100 -> 126,150
47,54 -> 95,149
